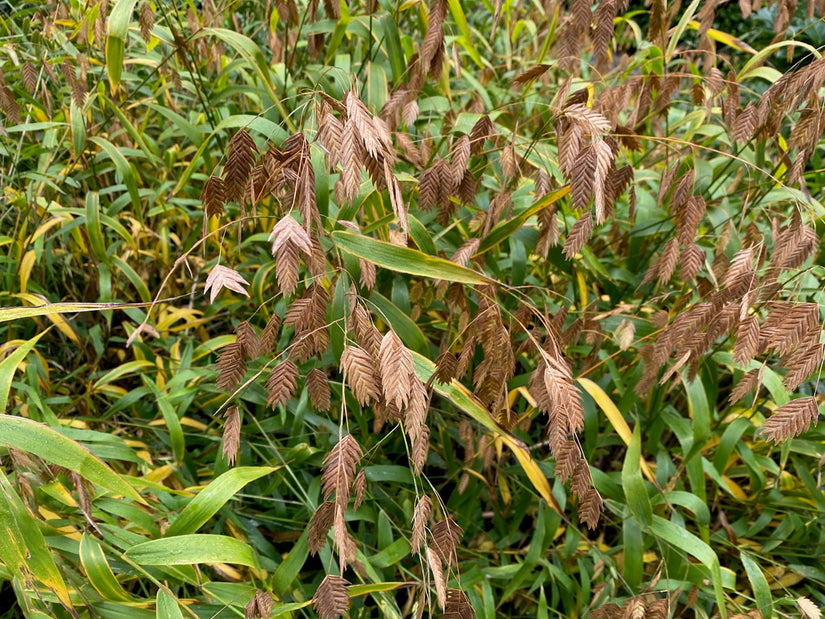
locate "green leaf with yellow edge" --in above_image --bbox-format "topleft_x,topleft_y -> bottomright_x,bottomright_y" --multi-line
410,351 -> 560,514
125,535 -> 258,568
165,467 -> 278,537
13,294 -> 80,344
0,332 -> 46,413
578,377 -> 656,483
80,534 -> 138,603
0,469 -> 72,609
332,231 -> 494,285
0,415 -> 144,503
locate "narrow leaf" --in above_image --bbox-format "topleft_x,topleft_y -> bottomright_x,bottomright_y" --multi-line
166,467 -> 277,537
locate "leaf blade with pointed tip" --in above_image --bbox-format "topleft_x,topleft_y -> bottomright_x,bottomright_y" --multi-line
125,535 -> 258,567
332,231 -> 492,285
165,467 -> 277,537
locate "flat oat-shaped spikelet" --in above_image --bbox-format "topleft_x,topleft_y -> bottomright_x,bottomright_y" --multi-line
444,589 -> 475,619
321,434 -> 362,507
760,396 -> 820,443
269,214 -> 313,296
312,575 -> 350,619
204,264 -> 250,304
341,345 -> 381,406
379,330 -> 415,409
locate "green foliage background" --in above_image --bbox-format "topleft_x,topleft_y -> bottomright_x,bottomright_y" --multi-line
1,0 -> 824,618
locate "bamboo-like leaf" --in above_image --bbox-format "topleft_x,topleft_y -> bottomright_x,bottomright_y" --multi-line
0,415 -> 144,502
106,0 -> 139,92
0,332 -> 45,413
156,589 -> 184,619
80,534 -> 138,602
332,231 -> 493,285
622,426 -> 652,527
649,516 -> 726,619
0,469 -> 72,608
125,535 -> 258,567
166,467 -> 278,537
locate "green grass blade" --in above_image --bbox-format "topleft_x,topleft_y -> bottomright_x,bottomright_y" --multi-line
0,469 -> 72,609
156,589 -> 184,619
332,231 -> 493,285
0,332 -> 46,413
650,516 -> 727,619
622,425 -> 652,528
80,534 -> 138,603
0,416 -> 144,502
165,467 -> 277,537
125,535 -> 258,568
740,551 -> 772,618
106,0 -> 138,92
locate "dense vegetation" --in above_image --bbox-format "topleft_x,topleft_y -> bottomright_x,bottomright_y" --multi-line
1,0 -> 825,617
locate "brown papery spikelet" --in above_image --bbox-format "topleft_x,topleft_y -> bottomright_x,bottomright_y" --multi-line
760,396 -> 819,443
579,487 -> 603,529
245,590 -> 275,619
405,379 -> 429,440
216,341 -> 247,391
341,345 -> 380,406
353,468 -> 366,511
592,139 -> 614,224
312,575 -> 350,619
21,61 -> 37,94
340,117 -> 364,203
431,351 -> 458,385
444,589 -> 475,619
308,501 -> 336,555
783,340 -> 823,391
426,546 -> 447,610
563,212 -> 593,259
430,517 -> 462,566
765,303 -> 819,356
222,406 -> 241,465
729,367 -> 762,403
513,64 -> 551,87
265,359 -> 298,409
379,330 -> 415,409
411,424 -> 430,475
450,135 -> 471,185
734,316 -> 760,366
418,164 -> 439,212
235,322 -> 259,359
411,494 -> 432,555
359,258 -> 376,290
224,129 -> 258,205
259,313 -> 281,356
139,1 -> 154,42
657,237 -> 680,286
0,86 -> 21,124
469,115 -> 493,154
645,598 -> 669,619
570,144 -> 596,211
321,434 -> 362,506
307,368 -> 332,411
201,175 -> 226,235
